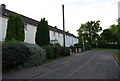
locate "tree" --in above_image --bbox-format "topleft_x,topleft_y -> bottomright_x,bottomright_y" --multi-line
117,18 -> 120,44
5,14 -> 25,42
100,24 -> 119,44
77,20 -> 102,46
15,14 -> 25,41
35,18 -> 50,46
109,24 -> 118,44
100,29 -> 112,44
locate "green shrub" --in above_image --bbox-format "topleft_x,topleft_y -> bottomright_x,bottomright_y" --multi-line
115,52 -> 120,62
54,43 -> 61,47
85,43 -> 92,50
43,46 -> 70,60
61,47 -> 70,56
43,46 -> 56,59
3,40 -> 20,44
2,43 -> 30,70
21,43 -> 46,68
2,42 -> 46,70
98,44 -> 119,49
5,14 -> 25,42
54,46 -> 62,57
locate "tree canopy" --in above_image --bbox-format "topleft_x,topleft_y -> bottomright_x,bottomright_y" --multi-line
77,20 -> 102,46
5,14 -> 25,42
100,24 -> 119,44
35,18 -> 50,46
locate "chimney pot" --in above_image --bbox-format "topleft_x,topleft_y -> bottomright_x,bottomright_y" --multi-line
1,4 -> 6,9
55,26 -> 57,28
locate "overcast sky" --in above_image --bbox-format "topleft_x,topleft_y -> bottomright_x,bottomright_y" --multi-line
0,0 -> 119,36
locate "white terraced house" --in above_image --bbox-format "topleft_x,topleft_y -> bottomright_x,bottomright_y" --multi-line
118,1 -> 120,18
0,4 -> 78,47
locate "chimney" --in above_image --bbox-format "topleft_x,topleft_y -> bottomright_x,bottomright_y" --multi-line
1,4 -> 6,9
55,26 -> 57,28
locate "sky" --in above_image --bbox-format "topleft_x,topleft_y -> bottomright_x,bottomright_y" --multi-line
0,0 -> 119,36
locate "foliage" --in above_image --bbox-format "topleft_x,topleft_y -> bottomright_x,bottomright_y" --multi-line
100,24 -> 119,44
77,20 -> 102,47
98,18 -> 120,48
2,43 -> 30,70
117,18 -> 120,44
5,14 -> 25,42
0,41 -> 4,44
43,46 -> 55,59
21,43 -> 46,68
35,18 -> 50,46
61,47 -> 70,56
74,43 -> 82,48
54,43 -> 61,47
2,42 -> 46,70
84,43 -> 92,50
43,46 -> 70,60
115,52 -> 120,62
98,44 -> 119,49
3,40 -> 21,44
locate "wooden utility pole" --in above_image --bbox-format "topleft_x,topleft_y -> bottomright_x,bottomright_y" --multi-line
62,4 -> 65,47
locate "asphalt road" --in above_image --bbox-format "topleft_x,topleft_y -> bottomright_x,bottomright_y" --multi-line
3,50 -> 120,80
33,50 -> 119,79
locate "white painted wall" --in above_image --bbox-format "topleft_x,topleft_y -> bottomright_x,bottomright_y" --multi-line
0,16 -> 2,41
74,37 -> 78,45
24,24 -> 36,44
118,1 -> 120,18
50,30 -> 63,46
0,16 -> 37,44
0,16 -> 8,41
50,30 -> 78,47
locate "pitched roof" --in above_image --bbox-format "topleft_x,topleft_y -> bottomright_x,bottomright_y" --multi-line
0,4 -> 78,38
1,7 -> 38,26
49,25 -> 77,38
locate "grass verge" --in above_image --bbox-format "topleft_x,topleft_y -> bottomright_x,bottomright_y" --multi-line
115,52 -> 120,62
95,48 -> 119,51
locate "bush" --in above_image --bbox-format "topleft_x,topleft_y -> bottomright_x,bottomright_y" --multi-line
61,47 -> 70,56
3,40 -> 20,44
5,14 -> 25,42
43,46 -> 70,60
53,46 -> 62,57
54,43 -> 61,47
85,43 -> 92,50
98,44 -> 119,49
2,43 -> 30,70
2,42 -> 46,70
21,43 -> 46,68
43,46 -> 55,59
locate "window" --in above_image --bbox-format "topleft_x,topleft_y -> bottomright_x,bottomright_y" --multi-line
24,23 -> 27,30
58,33 -> 60,37
53,32 -> 55,36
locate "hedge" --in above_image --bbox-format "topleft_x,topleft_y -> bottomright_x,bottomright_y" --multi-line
21,43 -> 46,68
43,46 -> 70,60
98,44 -> 119,49
2,42 -> 46,70
2,43 -> 30,70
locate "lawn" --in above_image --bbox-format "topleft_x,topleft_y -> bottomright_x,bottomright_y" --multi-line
115,52 -> 120,62
95,48 -> 119,51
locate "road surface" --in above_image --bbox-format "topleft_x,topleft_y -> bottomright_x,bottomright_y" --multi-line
3,50 -> 120,80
